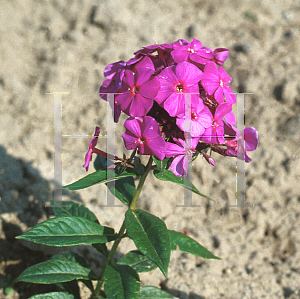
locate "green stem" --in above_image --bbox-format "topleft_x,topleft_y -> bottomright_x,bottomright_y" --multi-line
93,155 -> 153,297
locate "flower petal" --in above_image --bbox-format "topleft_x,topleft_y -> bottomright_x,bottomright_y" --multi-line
244,127 -> 258,151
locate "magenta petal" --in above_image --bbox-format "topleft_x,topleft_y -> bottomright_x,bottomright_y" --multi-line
170,155 -> 188,177
203,62 -> 219,79
190,122 -> 205,137
244,127 -> 258,151
123,70 -> 135,87
164,93 -> 185,117
215,103 -> 232,120
134,56 -> 155,71
139,77 -> 160,99
198,47 -> 214,59
142,117 -> 162,139
171,49 -> 190,63
146,137 -> 166,160
135,68 -> 153,86
223,86 -> 236,104
218,67 -> 232,84
214,86 -> 224,103
175,62 -> 202,84
116,91 -> 133,114
129,94 -> 151,116
197,110 -> 213,128
158,66 -> 178,84
122,132 -> 138,150
83,150 -> 92,171
216,126 -> 225,143
123,117 -> 142,137
224,110 -> 236,124
190,39 -> 202,51
213,48 -> 229,65
166,142 -> 185,158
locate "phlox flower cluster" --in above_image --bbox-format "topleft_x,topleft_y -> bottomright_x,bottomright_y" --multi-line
84,39 -> 258,177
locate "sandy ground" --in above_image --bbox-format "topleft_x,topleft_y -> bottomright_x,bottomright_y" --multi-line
1,0 -> 300,298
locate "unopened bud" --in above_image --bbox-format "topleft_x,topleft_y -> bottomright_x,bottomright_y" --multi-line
203,153 -> 216,167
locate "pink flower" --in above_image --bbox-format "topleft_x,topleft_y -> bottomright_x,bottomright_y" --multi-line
213,48 -> 229,66
83,127 -> 115,171
201,62 -> 236,104
224,124 -> 258,162
122,116 -> 166,160
201,103 -> 233,144
155,62 -> 202,117
166,137 -> 199,177
171,39 -> 214,65
116,68 -> 160,117
176,103 -> 212,137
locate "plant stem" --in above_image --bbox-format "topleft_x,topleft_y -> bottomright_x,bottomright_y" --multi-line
93,155 -> 153,297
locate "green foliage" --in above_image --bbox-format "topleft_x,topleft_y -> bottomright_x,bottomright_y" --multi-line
104,264 -> 140,299
16,216 -> 117,246
153,169 -> 214,201
15,258 -> 97,284
62,168 -> 137,191
28,293 -> 74,299
139,286 -> 175,298
51,200 -> 99,223
169,230 -> 221,260
125,209 -> 171,278
117,250 -> 157,273
16,155 -> 219,299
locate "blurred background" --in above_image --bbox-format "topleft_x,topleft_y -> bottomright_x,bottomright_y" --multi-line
0,0 -> 300,298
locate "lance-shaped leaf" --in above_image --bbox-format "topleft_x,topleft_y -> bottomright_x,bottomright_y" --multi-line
28,292 -> 74,299
139,286 -> 176,298
15,258 -> 97,284
125,209 -> 170,278
16,216 -> 116,246
117,250 -> 157,273
169,230 -> 221,260
62,169 -> 136,191
51,200 -> 99,223
104,264 -> 140,299
153,169 -> 214,201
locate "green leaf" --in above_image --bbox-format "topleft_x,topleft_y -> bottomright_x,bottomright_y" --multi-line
52,253 -> 95,293
139,286 -> 175,298
15,258 -> 96,284
52,252 -> 88,268
55,280 -> 80,299
152,157 -> 169,172
125,209 -> 170,278
117,250 -> 157,273
153,169 -> 214,201
16,216 -> 116,246
62,169 -> 136,191
169,230 -> 221,260
51,200 -> 99,223
106,176 -> 136,205
104,264 -> 140,299
28,293 -> 74,299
